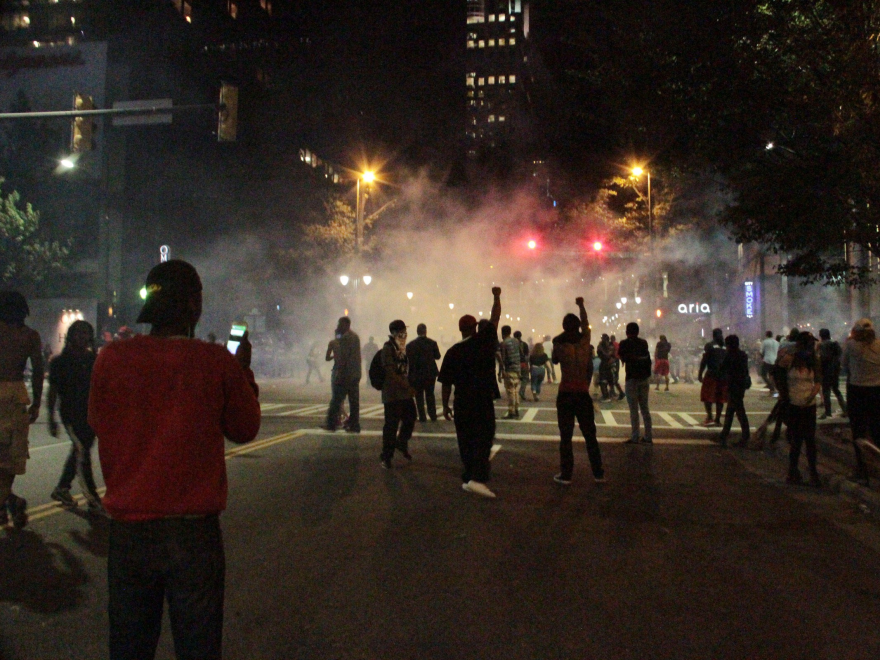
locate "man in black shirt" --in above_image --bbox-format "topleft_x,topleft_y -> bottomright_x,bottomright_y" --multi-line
47,320 -> 104,513
406,324 -> 441,422
818,328 -> 847,419
617,322 -> 654,444
439,288 -> 502,498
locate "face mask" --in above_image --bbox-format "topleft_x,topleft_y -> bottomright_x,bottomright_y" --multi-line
395,332 -> 407,347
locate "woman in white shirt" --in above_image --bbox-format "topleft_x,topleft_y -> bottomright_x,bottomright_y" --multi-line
780,333 -> 822,487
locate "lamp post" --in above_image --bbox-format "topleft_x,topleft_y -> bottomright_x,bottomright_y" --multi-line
355,170 -> 375,254
631,166 -> 652,250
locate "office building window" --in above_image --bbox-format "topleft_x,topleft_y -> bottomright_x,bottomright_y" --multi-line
261,0 -> 273,14
3,12 -> 30,29
499,75 -> 506,84
466,75 -> 475,87
488,115 -> 496,122
499,14 -> 506,21
478,77 -> 485,85
488,76 -> 495,84
488,39 -> 495,47
228,1 -> 238,19
509,75 -> 517,83
467,40 -> 475,48
478,40 -> 485,48
489,14 -> 496,22
499,116 -> 506,122
509,37 -> 516,45
499,38 -> 505,46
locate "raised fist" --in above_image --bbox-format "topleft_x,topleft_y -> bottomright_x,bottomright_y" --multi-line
492,287 -> 501,296
575,297 -> 584,306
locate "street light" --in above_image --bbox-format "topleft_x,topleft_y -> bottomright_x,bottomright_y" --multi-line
362,275 -> 372,286
449,303 -> 455,310
59,157 -> 75,170
631,166 -> 653,249
407,291 -> 413,300
340,275 -> 350,286
355,170 -> 376,253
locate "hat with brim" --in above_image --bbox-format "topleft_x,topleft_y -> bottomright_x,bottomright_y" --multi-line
136,260 -> 202,325
389,319 -> 407,333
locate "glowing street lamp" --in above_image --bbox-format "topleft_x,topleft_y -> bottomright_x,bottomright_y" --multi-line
631,165 -> 653,249
407,291 -> 413,300
59,157 -> 75,170
356,170 -> 377,253
527,239 -> 537,250
635,296 -> 641,304
621,297 -> 627,305
449,303 -> 455,310
362,275 -> 372,285
339,275 -> 350,286
592,241 -> 603,252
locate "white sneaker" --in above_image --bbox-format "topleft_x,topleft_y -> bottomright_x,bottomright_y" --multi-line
462,481 -> 496,498
489,444 -> 502,461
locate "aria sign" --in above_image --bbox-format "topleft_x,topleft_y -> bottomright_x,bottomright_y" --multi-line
677,303 -> 711,315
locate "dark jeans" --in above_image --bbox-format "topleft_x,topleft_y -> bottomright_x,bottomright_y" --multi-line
57,421 -> 100,503
822,378 -> 846,416
381,398 -> 417,461
556,391 -> 603,479
786,404 -> 818,476
108,516 -> 225,660
847,383 -> 880,478
326,379 -> 360,429
720,387 -> 750,444
411,378 -> 438,421
454,399 -> 495,483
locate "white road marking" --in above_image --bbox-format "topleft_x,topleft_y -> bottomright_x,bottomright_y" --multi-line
679,413 -> 702,426
520,408 -> 539,423
658,412 -> 684,429
601,410 -> 619,427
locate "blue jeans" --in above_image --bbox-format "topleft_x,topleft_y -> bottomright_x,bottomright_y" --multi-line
108,516 -> 225,660
530,366 -> 545,394
625,377 -> 653,441
326,379 -> 360,429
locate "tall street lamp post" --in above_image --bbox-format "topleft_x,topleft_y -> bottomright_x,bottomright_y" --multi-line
356,170 -> 375,253
632,166 -> 652,250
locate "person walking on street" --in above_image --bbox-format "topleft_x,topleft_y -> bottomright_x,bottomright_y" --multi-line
46,320 -> 105,514
380,321 -> 417,468
781,332 -> 822,487
760,331 -> 779,395
618,322 -> 654,444
529,342 -> 549,401
698,328 -> 728,426
551,297 -> 605,485
718,334 -> 751,448
654,335 -> 672,392
323,317 -> 361,433
89,260 -> 261,660
818,328 -> 847,419
543,334 -> 556,383
842,319 -> 880,485
362,336 -> 379,381
498,325 -> 522,419
514,331 -> 530,402
596,334 -> 614,402
609,334 -> 626,400
305,341 -> 324,384
439,288 -> 503,498
0,291 -> 43,529
406,324 -> 441,422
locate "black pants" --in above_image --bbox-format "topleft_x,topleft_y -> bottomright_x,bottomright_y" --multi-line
454,400 -> 495,483
412,378 -> 438,421
108,516 -> 225,660
326,379 -> 360,430
720,387 -> 750,444
381,399 -> 417,461
786,404 -> 818,476
57,421 -> 100,502
847,383 -> 880,478
822,378 -> 846,416
556,392 -> 603,480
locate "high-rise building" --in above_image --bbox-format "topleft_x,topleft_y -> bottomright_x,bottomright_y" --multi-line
464,0 -> 533,164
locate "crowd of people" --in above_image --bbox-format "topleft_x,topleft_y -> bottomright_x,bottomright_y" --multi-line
3,262 -> 880,659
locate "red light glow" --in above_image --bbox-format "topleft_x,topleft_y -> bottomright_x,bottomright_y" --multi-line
527,240 -> 537,250
592,241 -> 603,252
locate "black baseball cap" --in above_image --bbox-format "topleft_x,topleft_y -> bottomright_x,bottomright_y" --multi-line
136,260 -> 202,325
389,319 -> 407,333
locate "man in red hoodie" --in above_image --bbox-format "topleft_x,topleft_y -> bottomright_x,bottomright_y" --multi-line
89,260 -> 261,660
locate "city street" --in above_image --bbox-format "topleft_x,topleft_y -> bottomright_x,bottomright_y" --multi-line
3,380 -> 880,659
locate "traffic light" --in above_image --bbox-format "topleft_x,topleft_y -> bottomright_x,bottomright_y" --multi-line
592,241 -> 603,252
70,93 -> 96,153
218,82 -> 239,142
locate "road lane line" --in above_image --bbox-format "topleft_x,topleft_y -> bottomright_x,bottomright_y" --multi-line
601,410 -> 619,427
29,441 -> 73,452
520,408 -> 539,423
658,412 -> 684,429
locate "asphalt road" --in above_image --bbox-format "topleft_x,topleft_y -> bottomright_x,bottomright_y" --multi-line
2,380 -> 878,659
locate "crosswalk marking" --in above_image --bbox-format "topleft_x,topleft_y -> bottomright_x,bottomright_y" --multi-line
278,404 -> 326,416
520,408 -> 539,423
658,412 -> 684,429
601,410 -> 619,427
679,413 -> 702,426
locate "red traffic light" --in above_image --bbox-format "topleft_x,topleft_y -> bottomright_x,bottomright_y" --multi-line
592,241 -> 603,252
527,239 -> 537,250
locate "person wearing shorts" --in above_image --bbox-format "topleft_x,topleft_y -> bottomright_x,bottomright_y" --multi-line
654,335 -> 671,392
698,328 -> 728,426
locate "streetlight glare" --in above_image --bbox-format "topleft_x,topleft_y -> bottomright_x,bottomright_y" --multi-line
406,291 -> 413,300
362,170 -> 375,183
449,303 -> 455,310
635,296 -> 642,304
362,275 -> 372,285
621,297 -> 627,304
60,157 -> 75,169
592,241 -> 603,252
339,275 -> 350,286
631,166 -> 644,177
527,239 -> 537,250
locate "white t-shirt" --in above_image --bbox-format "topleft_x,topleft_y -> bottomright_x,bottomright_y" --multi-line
788,366 -> 817,407
761,338 -> 779,365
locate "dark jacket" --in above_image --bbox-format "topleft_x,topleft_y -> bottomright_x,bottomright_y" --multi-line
720,349 -> 750,391
406,335 -> 441,382
381,340 -> 415,404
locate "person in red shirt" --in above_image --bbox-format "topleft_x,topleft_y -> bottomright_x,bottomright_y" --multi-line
551,297 -> 605,485
89,260 -> 260,660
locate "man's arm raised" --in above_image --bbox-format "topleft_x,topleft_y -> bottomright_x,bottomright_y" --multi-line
576,297 -> 590,347
490,287 -> 502,328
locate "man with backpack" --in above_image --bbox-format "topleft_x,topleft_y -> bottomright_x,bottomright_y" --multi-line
377,320 -> 417,469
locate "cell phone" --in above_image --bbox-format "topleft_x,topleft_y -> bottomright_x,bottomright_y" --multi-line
226,323 -> 248,355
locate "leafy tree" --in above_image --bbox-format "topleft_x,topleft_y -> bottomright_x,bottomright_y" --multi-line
0,180 -> 70,286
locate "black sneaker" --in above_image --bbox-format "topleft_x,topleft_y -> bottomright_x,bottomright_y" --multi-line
344,425 -> 361,434
7,495 -> 27,529
553,474 -> 572,486
51,487 -> 78,509
624,438 -> 640,445
641,437 -> 653,445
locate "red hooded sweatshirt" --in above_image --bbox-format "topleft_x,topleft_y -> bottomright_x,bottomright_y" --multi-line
89,335 -> 261,521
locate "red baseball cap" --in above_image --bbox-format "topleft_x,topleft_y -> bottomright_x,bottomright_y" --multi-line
458,314 -> 477,331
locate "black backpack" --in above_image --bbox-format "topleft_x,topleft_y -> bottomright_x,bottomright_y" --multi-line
369,347 -> 386,390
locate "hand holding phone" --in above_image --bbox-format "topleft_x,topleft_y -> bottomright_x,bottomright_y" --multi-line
226,323 -> 252,370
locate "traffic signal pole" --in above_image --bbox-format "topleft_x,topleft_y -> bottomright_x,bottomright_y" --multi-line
0,102 -> 222,121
